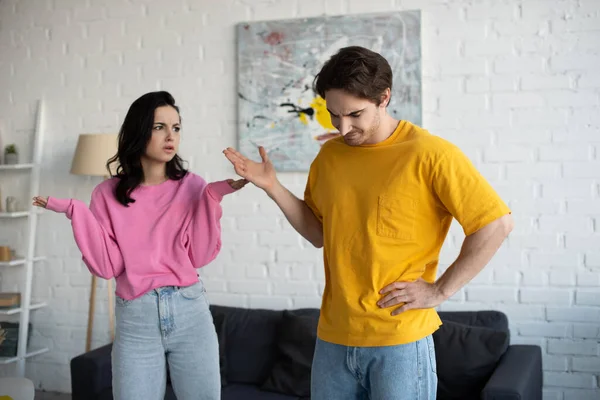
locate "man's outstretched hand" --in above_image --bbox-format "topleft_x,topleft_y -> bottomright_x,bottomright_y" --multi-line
223,146 -> 278,192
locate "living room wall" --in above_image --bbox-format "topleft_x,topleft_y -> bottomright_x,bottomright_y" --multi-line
0,0 -> 598,398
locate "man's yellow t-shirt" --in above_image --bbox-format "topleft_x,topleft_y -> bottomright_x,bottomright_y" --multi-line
304,120 -> 511,347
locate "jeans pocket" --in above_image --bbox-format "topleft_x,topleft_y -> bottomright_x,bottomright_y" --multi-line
178,282 -> 206,300
115,295 -> 133,308
426,335 -> 437,374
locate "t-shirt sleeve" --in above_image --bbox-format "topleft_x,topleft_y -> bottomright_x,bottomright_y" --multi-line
304,161 -> 323,223
432,143 -> 511,236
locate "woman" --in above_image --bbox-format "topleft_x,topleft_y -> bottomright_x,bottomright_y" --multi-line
33,91 -> 246,400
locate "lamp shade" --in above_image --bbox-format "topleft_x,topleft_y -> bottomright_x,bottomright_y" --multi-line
70,133 -> 118,177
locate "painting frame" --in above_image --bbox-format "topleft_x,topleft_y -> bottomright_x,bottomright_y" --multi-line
236,11 -> 422,172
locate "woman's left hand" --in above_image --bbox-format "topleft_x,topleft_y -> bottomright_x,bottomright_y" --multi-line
227,178 -> 249,190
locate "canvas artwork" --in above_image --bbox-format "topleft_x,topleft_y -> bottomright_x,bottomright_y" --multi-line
236,11 -> 422,172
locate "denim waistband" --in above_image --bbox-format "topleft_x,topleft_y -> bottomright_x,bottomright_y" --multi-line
149,282 -> 197,296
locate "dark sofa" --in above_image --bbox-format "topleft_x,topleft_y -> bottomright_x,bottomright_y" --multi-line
70,306 -> 542,400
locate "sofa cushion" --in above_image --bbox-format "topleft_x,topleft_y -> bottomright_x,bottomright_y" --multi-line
223,383 -> 302,400
433,320 -> 509,400
210,305 -> 283,385
439,310 -> 509,332
262,309 -> 319,397
212,312 -> 228,387
98,388 -> 112,400
164,386 -> 176,400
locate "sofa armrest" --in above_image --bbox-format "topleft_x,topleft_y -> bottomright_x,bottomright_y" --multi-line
482,345 -> 543,400
70,343 -> 113,400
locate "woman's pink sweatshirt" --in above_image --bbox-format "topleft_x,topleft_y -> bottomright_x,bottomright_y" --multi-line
46,173 -> 236,300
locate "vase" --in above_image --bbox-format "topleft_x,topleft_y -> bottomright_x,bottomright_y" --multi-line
4,153 -> 18,164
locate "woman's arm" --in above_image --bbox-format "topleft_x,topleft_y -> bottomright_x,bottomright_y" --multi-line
35,189 -> 125,279
184,179 -> 245,268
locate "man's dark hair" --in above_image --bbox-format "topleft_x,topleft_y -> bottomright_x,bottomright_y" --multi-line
313,46 -> 393,106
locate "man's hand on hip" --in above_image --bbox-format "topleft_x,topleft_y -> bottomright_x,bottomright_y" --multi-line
377,279 -> 446,316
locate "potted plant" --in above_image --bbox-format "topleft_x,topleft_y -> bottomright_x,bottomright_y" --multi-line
4,144 -> 18,164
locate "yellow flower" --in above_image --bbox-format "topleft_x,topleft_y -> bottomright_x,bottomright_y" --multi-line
310,96 -> 335,131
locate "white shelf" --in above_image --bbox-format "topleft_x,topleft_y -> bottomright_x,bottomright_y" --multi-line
0,211 -> 31,218
0,210 -> 42,218
0,302 -> 47,315
0,99 -> 47,376
0,348 -> 49,365
0,163 -> 34,170
0,256 -> 46,267
0,355 -> 18,365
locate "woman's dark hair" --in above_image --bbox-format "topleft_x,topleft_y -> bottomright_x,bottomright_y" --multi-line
313,46 -> 393,105
107,91 -> 187,206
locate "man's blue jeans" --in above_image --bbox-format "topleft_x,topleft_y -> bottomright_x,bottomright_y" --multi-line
311,335 -> 437,400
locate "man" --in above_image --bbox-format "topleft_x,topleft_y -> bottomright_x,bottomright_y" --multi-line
223,46 -> 513,400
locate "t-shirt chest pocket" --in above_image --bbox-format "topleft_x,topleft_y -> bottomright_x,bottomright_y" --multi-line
376,195 -> 417,240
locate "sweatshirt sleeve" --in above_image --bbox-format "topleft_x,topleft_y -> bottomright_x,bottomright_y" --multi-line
46,187 -> 125,279
185,180 -> 237,268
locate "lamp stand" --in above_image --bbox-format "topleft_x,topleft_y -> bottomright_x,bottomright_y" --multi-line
85,276 -> 115,352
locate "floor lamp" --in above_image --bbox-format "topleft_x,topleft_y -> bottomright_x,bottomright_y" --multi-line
70,133 -> 118,352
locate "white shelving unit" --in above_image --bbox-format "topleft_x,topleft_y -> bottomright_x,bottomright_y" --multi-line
0,302 -> 48,316
0,100 -> 48,375
0,164 -> 34,171
0,256 -> 46,268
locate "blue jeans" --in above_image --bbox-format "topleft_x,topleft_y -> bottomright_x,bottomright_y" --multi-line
112,282 -> 220,400
311,336 -> 437,400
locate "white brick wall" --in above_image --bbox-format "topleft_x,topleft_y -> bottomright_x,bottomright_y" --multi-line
0,0 -> 598,397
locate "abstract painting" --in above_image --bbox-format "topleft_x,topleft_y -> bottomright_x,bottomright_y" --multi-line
236,11 -> 422,171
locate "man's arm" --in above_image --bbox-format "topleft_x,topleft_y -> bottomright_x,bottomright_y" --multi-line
379,142 -> 515,314
435,213 -> 514,299
266,182 -> 323,248
378,214 -> 513,315
223,146 -> 323,248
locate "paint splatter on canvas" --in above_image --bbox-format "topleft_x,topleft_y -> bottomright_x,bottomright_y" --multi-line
237,11 -> 422,171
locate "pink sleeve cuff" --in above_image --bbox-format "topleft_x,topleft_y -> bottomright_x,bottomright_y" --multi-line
206,180 -> 237,202
46,197 -> 72,214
